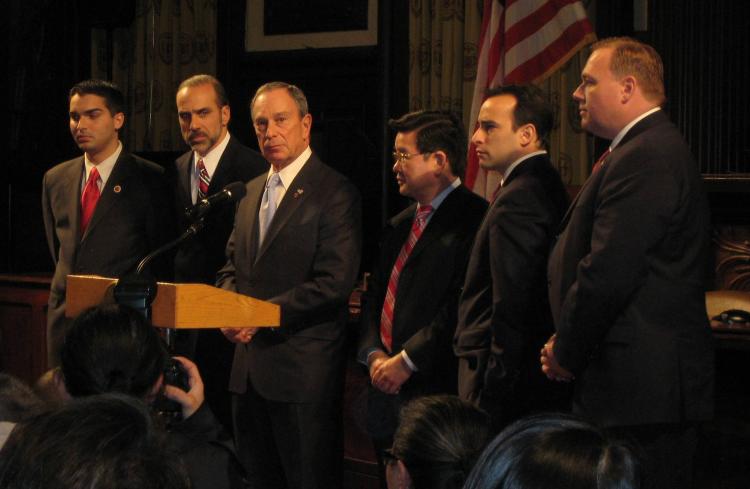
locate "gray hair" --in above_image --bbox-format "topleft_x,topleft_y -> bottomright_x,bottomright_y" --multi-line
251,81 -> 309,117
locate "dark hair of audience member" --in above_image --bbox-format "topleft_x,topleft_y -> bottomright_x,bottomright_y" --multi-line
0,393 -> 189,489
390,395 -> 491,489
0,374 -> 45,423
60,304 -> 168,399
462,413 -> 642,489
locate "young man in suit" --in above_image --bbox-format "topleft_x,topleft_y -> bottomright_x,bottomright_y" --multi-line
357,111 -> 487,450
454,85 -> 570,432
541,37 -> 714,489
217,82 -> 362,489
173,75 -> 267,431
42,80 -> 175,366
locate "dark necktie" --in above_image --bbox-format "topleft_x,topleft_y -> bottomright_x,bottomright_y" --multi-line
592,148 -> 611,174
379,205 -> 433,352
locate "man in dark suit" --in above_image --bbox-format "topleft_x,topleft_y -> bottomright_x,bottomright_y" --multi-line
454,85 -> 569,432
173,74 -> 267,430
217,82 -> 361,489
541,38 -> 714,489
357,111 -> 487,449
42,80 -> 175,366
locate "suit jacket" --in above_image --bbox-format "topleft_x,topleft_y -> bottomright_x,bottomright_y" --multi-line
216,153 -> 362,403
358,185 -> 488,399
548,110 -> 714,427
454,154 -> 569,417
42,151 -> 176,365
173,136 -> 267,284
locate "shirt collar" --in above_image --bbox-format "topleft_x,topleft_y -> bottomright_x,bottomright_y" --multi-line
266,146 -> 312,189
194,131 -> 231,178
610,107 -> 661,151
502,150 -> 547,185
427,177 -> 461,212
84,141 -> 122,185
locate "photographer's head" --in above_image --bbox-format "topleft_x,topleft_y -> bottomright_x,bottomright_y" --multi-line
60,304 -> 168,400
0,394 -> 189,489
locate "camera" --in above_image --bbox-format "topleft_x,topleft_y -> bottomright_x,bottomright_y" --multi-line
164,358 -> 190,391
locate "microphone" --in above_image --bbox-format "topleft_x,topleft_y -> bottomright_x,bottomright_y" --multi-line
186,181 -> 247,220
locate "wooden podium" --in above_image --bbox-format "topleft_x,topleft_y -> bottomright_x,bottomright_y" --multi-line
65,275 -> 279,329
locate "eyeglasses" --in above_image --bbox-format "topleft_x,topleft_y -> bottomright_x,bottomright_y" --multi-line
392,150 -> 429,165
381,448 -> 398,466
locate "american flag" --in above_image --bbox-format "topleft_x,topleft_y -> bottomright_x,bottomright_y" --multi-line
465,0 -> 596,198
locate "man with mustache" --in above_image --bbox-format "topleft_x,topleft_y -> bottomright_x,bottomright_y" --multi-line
542,37 -> 714,489
173,75 -> 267,432
42,79 -> 175,366
454,85 -> 569,432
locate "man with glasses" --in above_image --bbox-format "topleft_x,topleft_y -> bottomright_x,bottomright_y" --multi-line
358,110 -> 487,454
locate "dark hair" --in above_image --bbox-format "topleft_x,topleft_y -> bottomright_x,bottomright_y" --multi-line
69,79 -> 125,116
485,85 -> 554,150
463,413 -> 642,489
60,304 -> 169,399
391,395 -> 491,489
251,81 -> 309,117
177,74 -> 230,107
0,394 -> 189,489
0,374 -> 45,423
389,110 -> 468,179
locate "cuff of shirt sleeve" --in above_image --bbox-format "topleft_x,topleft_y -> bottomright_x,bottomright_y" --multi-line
400,350 -> 418,372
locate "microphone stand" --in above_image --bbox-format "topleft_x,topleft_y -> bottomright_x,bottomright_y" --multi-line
114,217 -> 207,349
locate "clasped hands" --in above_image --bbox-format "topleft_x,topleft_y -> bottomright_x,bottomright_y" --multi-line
368,350 -> 413,395
540,334 -> 575,382
221,327 -> 259,344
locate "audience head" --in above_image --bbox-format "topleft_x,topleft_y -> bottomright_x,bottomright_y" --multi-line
0,394 -> 189,489
387,395 -> 491,489
472,84 -> 553,175
573,37 -> 665,139
0,374 -> 45,424
176,74 -> 231,156
250,81 -> 312,170
462,413 -> 642,489
60,304 -> 168,400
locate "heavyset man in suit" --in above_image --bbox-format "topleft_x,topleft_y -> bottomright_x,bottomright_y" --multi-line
454,85 -> 569,431
541,37 -> 714,489
173,74 -> 267,430
42,80 -> 175,365
217,82 -> 362,489
357,111 -> 487,449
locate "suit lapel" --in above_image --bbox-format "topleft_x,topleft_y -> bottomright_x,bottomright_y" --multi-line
255,156 -> 320,261
67,158 -> 85,243
82,152 -> 132,241
176,152 -> 193,207
405,186 -> 463,265
208,138 -> 235,194
243,177 -> 266,265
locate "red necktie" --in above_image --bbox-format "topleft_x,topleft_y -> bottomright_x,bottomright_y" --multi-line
379,205 -> 433,352
197,158 -> 210,199
592,148 -> 611,174
80,167 -> 101,235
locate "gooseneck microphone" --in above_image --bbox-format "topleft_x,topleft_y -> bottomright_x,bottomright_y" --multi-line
185,181 -> 247,220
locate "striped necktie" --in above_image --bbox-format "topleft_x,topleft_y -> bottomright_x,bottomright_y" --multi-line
379,205 -> 433,352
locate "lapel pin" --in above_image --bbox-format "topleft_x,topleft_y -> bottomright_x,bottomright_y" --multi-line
293,188 -> 304,199
113,185 -> 122,194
